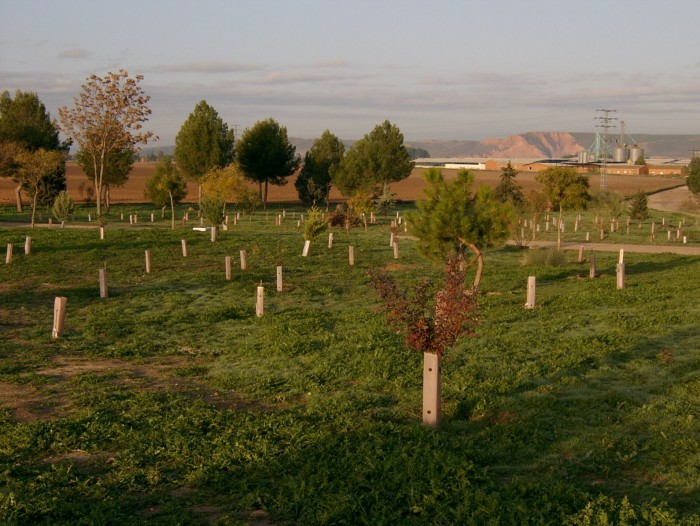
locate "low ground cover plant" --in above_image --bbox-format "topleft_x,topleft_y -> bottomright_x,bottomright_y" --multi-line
0,203 -> 699,524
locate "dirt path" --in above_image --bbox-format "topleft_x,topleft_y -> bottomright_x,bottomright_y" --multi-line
522,240 -> 700,256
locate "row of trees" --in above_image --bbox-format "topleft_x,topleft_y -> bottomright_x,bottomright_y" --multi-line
1,71 -> 417,227
0,90 -> 70,226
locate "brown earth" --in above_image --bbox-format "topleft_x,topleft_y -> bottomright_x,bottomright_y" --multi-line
0,162 -> 685,206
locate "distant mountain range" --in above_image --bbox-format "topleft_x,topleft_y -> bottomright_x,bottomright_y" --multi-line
139,132 -> 700,161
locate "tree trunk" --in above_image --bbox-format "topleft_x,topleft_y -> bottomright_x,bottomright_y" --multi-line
169,191 -> 175,230
31,192 -> 38,228
198,185 -> 202,217
458,238 -> 483,293
14,184 -> 23,212
104,185 -> 111,215
263,180 -> 269,210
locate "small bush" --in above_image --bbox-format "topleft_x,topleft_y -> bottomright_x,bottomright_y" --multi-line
52,191 -> 74,224
201,195 -> 225,226
628,191 -> 650,220
328,203 -> 363,228
303,206 -> 327,241
522,247 -> 568,267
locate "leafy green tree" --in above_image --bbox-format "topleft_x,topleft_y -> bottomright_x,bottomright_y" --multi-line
535,167 -> 590,211
59,69 -> 155,217
75,147 -> 134,214
628,190 -> 649,220
15,148 -> 66,227
406,146 -> 430,160
174,100 -> 235,210
687,156 -> 700,195
144,156 -> 187,230
408,168 -> 512,292
236,118 -> 300,209
295,130 -> 344,208
634,154 -> 647,165
494,161 -> 524,207
334,120 -> 413,197
0,90 -> 65,211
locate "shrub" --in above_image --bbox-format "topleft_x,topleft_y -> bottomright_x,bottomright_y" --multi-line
373,186 -> 396,215
628,191 -> 650,220
51,191 -> 73,223
303,206 -> 327,241
236,187 -> 262,216
200,195 -> 225,226
522,247 -> 568,267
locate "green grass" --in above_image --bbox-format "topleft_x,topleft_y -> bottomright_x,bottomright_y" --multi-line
1,204 -> 699,524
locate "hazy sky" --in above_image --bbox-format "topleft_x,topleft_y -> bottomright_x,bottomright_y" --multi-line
1,0 -> 699,146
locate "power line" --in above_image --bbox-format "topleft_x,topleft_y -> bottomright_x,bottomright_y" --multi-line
595,109 -> 617,191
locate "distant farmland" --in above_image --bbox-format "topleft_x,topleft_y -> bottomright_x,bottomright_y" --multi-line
0,161 -> 685,206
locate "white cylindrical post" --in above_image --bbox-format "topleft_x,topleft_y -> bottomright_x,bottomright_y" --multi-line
145,250 -> 152,274
225,256 -> 232,280
52,296 -> 67,339
24,236 -> 31,255
683,236 -> 688,244
525,276 -> 536,309
302,240 -> 311,257
349,246 -> 355,266
151,213 -> 155,223
240,250 -> 247,271
88,213 -> 92,222
5,244 -> 12,264
667,230 -> 672,240
393,241 -> 399,259
617,262 -> 625,290
99,268 -> 108,299
389,232 -> 394,247
181,239 -> 188,257
210,226 -> 218,242
422,352 -> 442,427
578,245 -> 584,263
256,285 -> 264,317
121,213 -> 124,221
618,249 -> 624,265
48,218 -> 52,228
99,226 -> 105,240
276,265 -> 283,292
589,252 -> 596,279
600,229 -> 605,240
586,231 -> 590,242
328,232 -> 333,249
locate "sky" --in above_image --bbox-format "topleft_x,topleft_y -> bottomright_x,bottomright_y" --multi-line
1,0 -> 700,147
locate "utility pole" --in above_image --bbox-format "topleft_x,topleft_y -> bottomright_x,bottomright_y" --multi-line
595,109 -> 617,191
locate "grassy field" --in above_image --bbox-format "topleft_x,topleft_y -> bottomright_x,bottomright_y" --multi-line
1,203 -> 700,525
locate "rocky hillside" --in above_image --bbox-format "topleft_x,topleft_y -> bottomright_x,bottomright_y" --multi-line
405,132 -> 585,159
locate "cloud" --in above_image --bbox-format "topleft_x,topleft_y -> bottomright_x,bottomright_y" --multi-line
149,61 -> 263,74
57,48 -> 90,59
309,59 -> 352,69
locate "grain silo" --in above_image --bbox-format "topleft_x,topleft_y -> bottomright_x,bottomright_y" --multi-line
613,143 -> 628,163
629,145 -> 644,164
